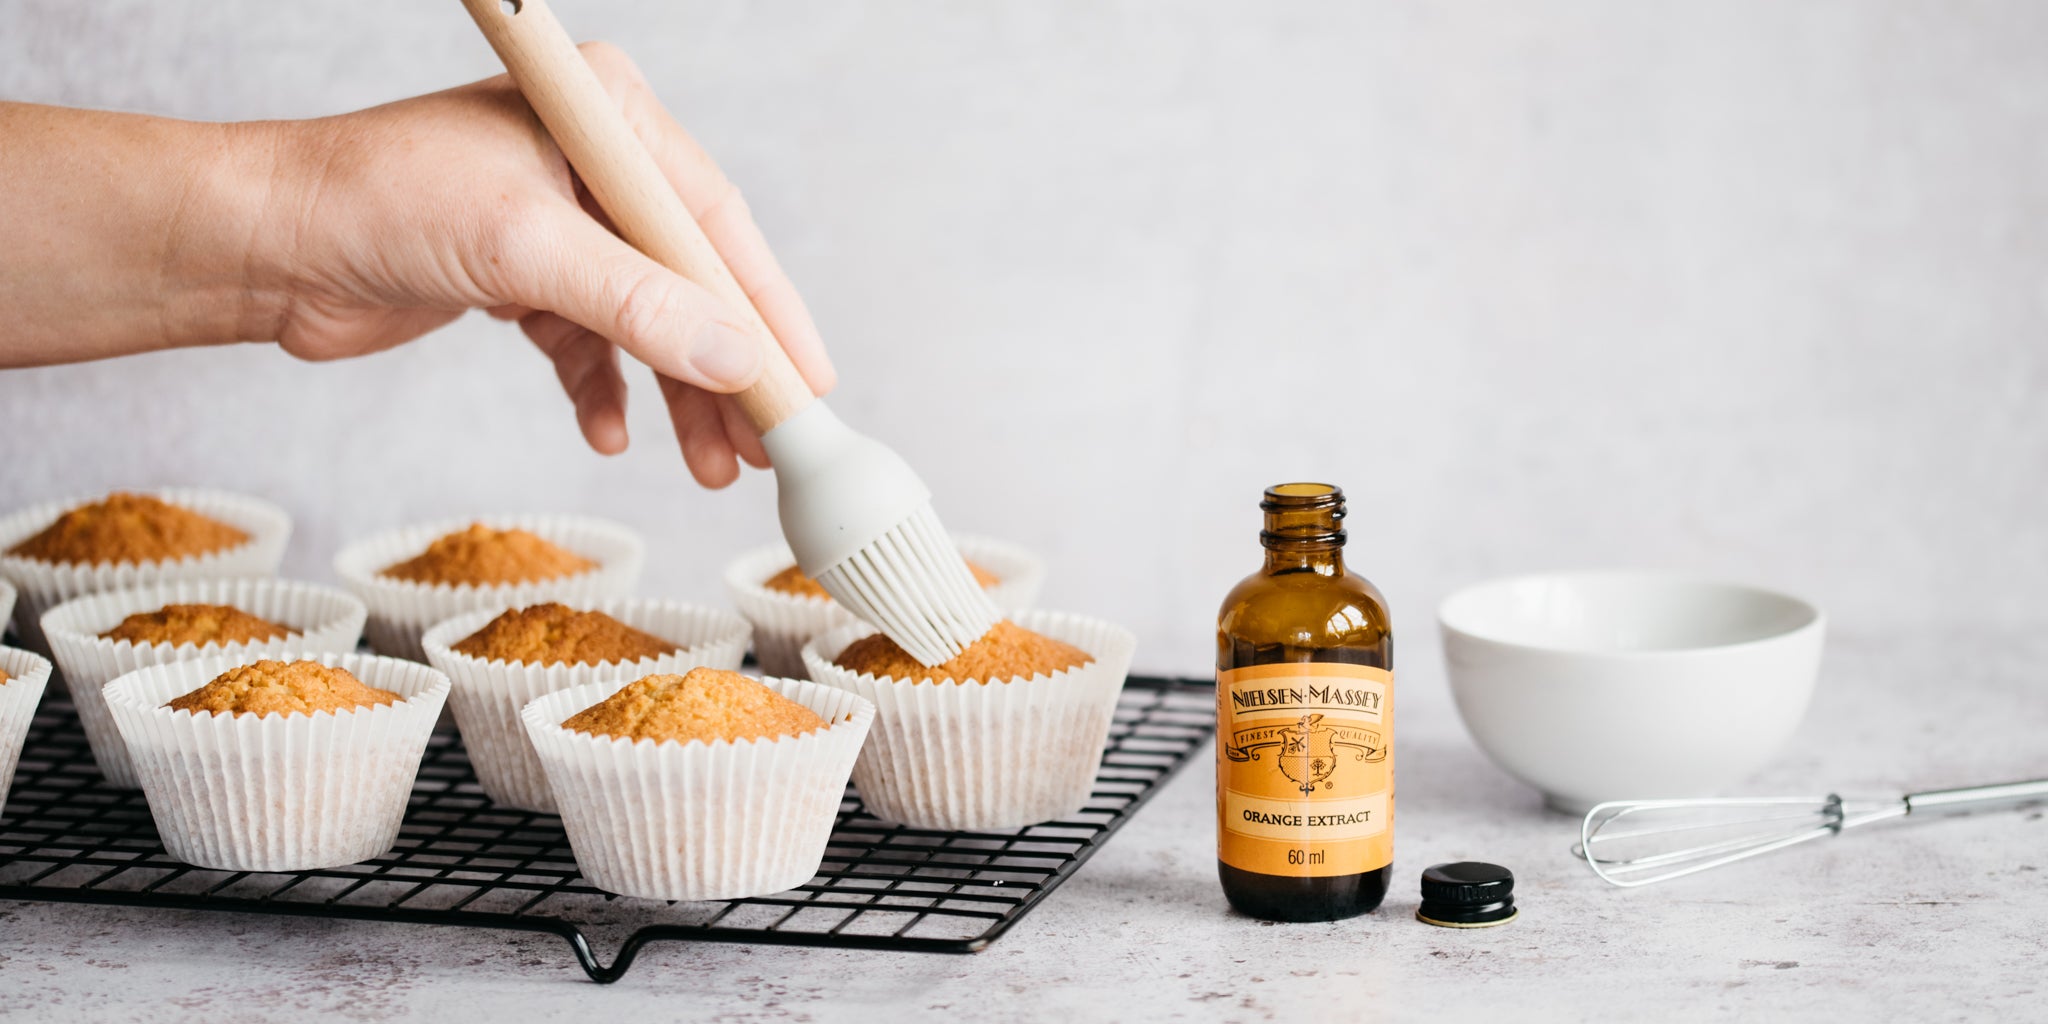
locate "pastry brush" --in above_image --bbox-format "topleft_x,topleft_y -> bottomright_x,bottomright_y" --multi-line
460,0 -> 998,665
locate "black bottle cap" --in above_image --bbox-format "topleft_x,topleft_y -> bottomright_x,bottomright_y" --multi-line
1416,862 -> 1517,928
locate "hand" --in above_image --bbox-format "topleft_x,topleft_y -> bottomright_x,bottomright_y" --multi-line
0,44 -> 832,488
259,43 -> 833,486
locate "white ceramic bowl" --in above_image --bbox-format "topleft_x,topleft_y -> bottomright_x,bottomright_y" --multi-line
1439,572 -> 1825,813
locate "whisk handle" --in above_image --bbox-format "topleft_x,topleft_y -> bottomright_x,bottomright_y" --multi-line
1904,779 -> 2048,813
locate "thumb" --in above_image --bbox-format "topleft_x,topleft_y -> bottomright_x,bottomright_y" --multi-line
495,204 -> 765,393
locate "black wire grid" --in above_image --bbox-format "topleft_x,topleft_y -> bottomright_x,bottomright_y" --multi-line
0,675 -> 1212,982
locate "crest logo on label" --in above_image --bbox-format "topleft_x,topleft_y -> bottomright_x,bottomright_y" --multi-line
1224,713 -> 1386,795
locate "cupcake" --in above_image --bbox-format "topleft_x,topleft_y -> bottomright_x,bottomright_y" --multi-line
103,653 -> 450,871
0,646 -> 55,812
334,517 -> 643,661
420,599 -> 751,813
802,610 -> 1136,831
0,490 -> 291,652
725,535 -> 1044,679
0,579 -> 16,643
522,667 -> 873,901
39,578 -> 368,788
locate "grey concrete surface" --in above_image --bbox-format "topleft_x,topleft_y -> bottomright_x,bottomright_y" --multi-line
1,627 -> 2041,1022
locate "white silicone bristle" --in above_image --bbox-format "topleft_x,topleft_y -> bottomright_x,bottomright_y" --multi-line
816,505 -> 999,666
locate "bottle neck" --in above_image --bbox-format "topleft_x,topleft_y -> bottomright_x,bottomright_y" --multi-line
1259,482 -> 1348,577
1263,541 -> 1345,576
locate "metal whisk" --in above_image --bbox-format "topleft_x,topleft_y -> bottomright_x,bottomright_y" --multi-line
1576,778 -> 2048,887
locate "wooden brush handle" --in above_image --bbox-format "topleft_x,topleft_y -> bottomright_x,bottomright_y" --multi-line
459,0 -> 814,431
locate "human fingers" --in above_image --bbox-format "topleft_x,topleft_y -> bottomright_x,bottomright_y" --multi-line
477,197 -> 764,394
520,310 -> 629,455
578,42 -> 836,396
659,374 -> 742,488
718,394 -> 770,469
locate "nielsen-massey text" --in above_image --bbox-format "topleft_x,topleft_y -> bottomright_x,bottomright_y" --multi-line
1230,685 -> 1382,713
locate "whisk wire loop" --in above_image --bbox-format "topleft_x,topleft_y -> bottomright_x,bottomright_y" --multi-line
1576,778 -> 2048,887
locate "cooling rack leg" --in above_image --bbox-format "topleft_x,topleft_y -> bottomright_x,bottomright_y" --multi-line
559,928 -> 625,984
556,928 -> 678,983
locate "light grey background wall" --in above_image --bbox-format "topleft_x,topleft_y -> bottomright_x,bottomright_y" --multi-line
2,1 -> 2044,677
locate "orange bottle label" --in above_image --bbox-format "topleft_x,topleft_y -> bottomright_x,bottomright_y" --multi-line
1216,662 -> 1393,877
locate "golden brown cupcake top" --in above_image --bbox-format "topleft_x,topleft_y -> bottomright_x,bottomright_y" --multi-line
834,620 -> 1093,684
452,602 -> 680,666
0,667 -> 9,686
100,603 -> 294,647
165,659 -> 399,717
763,560 -> 1001,601
562,667 -> 826,744
378,523 -> 596,587
5,493 -> 249,567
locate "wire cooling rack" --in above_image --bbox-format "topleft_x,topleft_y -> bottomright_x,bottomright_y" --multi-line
0,675 -> 1212,983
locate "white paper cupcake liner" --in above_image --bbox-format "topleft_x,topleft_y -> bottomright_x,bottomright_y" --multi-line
0,580 -> 16,645
953,535 -> 1047,612
0,490 -> 292,653
40,578 -> 369,789
724,535 -> 1043,680
421,599 -> 753,813
722,544 -> 857,679
522,674 -> 874,902
334,515 -> 644,663
102,651 -> 450,872
802,609 -> 1136,831
0,647 -> 55,812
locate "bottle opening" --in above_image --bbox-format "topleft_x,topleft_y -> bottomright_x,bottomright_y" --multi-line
1260,482 -> 1345,547
1263,482 -> 1342,509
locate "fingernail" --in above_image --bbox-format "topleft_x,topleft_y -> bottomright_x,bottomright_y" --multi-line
689,322 -> 764,389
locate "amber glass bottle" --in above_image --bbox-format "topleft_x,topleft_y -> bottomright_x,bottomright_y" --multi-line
1216,483 -> 1394,922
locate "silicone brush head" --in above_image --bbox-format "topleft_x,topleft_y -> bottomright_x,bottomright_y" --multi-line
815,504 -> 999,665
760,404 -> 999,665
